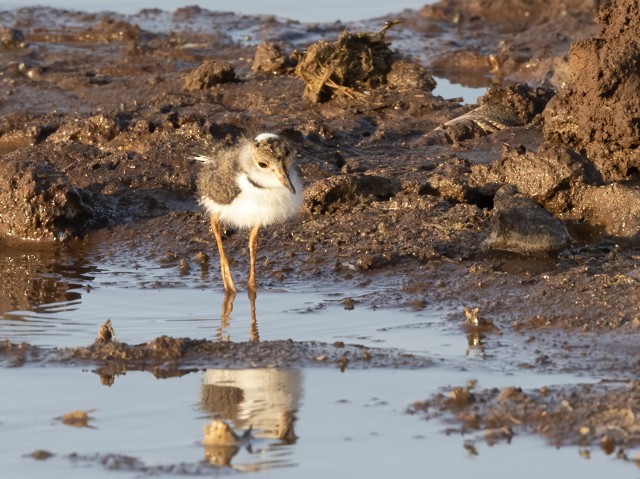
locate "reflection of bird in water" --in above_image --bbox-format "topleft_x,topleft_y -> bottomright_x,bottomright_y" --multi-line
196,133 -> 303,294
202,419 -> 251,467
200,368 -> 303,469
216,288 -> 260,342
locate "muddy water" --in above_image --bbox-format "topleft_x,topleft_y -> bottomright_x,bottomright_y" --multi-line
0,255 -> 637,477
2,367 -> 628,479
429,75 -> 486,104
1,276 -> 466,354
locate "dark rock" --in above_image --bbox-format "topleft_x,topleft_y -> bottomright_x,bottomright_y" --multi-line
1,28 -> 26,49
485,185 -> 571,254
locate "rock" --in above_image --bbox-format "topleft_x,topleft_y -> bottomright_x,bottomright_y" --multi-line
425,158 -> 491,207
48,114 -> 121,145
90,18 -> 140,42
95,320 -> 116,344
29,450 -> 54,460
1,28 -> 26,49
183,60 -> 237,91
485,186 -> 571,254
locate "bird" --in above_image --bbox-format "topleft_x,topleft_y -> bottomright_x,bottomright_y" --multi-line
195,133 -> 303,293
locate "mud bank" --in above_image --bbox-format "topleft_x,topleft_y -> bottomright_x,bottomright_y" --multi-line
0,334 -> 431,373
412,380 -> 640,455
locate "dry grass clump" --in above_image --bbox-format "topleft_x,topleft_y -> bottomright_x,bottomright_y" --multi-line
295,21 -> 399,103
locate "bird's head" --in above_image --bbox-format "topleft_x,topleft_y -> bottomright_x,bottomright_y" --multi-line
250,133 -> 297,193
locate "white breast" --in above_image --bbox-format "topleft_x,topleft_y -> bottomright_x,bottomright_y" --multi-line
200,171 -> 303,229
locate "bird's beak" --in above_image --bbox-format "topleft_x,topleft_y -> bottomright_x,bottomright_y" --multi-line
278,169 -> 296,194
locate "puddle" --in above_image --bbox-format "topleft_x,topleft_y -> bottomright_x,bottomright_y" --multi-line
1,276 -> 541,373
0,248 -> 637,477
432,75 -> 487,104
1,284 -> 468,353
1,366 -> 634,478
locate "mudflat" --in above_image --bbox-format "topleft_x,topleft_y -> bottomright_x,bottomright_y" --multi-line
2,0 -> 640,460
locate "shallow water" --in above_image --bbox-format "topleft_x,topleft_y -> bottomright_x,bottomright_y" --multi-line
1,367 -> 635,479
1,283 -> 464,353
432,76 -> 486,104
0,269 -> 528,372
1,252 -> 639,477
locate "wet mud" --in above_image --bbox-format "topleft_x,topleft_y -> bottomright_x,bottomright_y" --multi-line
0,332 -> 430,374
2,0 -> 640,457
412,380 -> 640,455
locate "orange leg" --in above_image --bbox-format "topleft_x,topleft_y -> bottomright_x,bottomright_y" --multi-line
210,214 -> 236,293
248,225 -> 260,291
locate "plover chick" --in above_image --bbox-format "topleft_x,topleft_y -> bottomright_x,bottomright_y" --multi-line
196,133 -> 303,292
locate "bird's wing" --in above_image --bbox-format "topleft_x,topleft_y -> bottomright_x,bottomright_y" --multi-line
192,154 -> 213,163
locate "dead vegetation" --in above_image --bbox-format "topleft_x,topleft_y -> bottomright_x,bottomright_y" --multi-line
295,21 -> 399,102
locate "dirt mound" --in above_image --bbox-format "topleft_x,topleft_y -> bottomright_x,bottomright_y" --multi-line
183,60 -> 238,91
0,154 -> 101,241
304,174 -> 402,214
295,23 -> 399,103
252,41 -> 296,75
0,336 -> 433,371
472,143 -> 602,214
543,0 -> 640,181
569,184 -> 640,240
417,0 -> 602,86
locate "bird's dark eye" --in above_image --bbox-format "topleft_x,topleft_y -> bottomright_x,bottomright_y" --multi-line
258,162 -> 268,168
